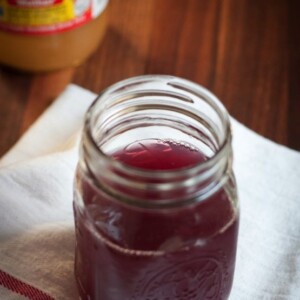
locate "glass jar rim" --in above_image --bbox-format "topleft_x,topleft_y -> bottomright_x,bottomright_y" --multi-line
84,74 -> 231,179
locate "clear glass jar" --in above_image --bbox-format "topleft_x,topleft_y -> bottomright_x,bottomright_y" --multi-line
73,75 -> 239,300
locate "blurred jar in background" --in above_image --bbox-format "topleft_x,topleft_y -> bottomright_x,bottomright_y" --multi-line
0,0 -> 108,72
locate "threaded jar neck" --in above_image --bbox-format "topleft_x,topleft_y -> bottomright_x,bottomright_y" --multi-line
80,75 -> 232,209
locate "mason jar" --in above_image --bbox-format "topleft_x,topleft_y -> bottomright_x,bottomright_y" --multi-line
73,75 -> 239,300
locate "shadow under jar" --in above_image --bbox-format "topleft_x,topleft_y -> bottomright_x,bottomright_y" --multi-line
73,75 -> 239,300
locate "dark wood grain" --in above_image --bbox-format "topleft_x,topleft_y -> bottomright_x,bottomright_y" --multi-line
0,0 -> 299,157
288,0 -> 300,150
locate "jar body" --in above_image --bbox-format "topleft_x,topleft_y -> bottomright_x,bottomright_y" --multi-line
0,3 -> 107,72
74,169 -> 238,300
73,75 -> 239,300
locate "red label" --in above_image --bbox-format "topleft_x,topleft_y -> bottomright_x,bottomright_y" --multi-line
7,0 -> 63,7
0,0 -> 107,35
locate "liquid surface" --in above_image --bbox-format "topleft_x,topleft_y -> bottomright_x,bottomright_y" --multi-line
74,139 -> 238,300
112,139 -> 207,170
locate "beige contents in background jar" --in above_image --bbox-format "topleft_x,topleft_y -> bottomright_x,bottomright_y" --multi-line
0,0 -> 108,72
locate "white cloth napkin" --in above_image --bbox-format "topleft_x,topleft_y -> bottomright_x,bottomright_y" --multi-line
0,84 -> 299,300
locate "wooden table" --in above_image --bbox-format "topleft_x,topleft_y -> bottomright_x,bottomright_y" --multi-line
0,0 -> 299,157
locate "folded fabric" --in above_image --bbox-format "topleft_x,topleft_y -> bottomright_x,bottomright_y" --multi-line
0,84 -> 299,300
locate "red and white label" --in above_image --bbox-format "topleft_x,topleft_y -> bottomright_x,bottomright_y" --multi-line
0,0 -> 107,34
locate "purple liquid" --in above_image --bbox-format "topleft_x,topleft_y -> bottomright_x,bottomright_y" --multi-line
74,139 -> 238,300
